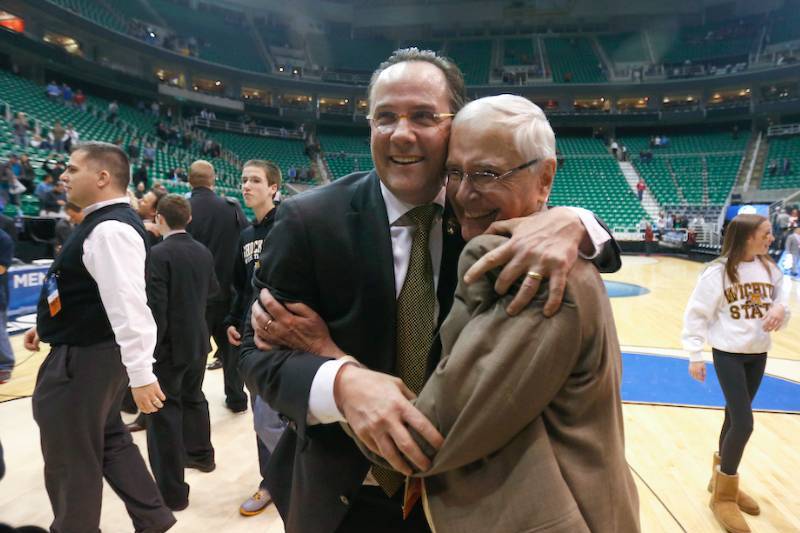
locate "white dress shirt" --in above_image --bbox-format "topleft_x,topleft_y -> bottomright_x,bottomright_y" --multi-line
81,197 -> 157,388
307,188 -> 611,424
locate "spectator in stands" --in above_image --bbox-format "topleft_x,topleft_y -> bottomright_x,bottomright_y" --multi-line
0,228 -> 13,384
143,143 -> 156,167
35,174 -> 55,202
287,166 -> 297,180
151,101 -> 161,117
61,84 -> 73,107
621,144 -> 628,162
12,112 -> 29,148
656,211 -> 666,235
55,202 -> 84,255
654,135 -> 662,147
50,121 -> 66,152
661,135 -> 670,147
45,80 -> 61,101
30,133 -> 45,150
64,124 -> 79,153
127,137 -> 141,160
135,182 -> 146,200
791,208 -> 800,227
40,181 -> 67,217
108,100 -> 119,123
73,89 -> 86,111
649,135 -> 656,148
133,163 -> 149,190
18,154 -> 36,194
610,138 -> 619,159
767,159 -> 778,176
666,212 -> 675,230
782,158 -> 792,176
636,178 -> 646,201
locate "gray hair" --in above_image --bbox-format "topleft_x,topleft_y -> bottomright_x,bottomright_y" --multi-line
454,95 -> 556,163
368,47 -> 467,114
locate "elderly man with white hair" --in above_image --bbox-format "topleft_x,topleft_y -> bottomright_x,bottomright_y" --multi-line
348,94 -> 641,533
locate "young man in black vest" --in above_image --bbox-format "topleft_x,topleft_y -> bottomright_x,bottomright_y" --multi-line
146,194 -> 219,511
223,159 -> 284,516
24,141 -> 175,533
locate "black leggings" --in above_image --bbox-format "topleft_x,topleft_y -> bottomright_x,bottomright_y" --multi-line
712,349 -> 767,475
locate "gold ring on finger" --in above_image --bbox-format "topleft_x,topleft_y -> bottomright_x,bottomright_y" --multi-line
264,318 -> 274,333
526,271 -> 544,281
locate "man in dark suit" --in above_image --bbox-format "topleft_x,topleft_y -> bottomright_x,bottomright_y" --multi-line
145,194 -> 218,510
186,160 -> 248,412
240,49 -> 620,533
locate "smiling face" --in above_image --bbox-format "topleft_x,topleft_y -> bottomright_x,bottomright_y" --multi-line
747,220 -> 774,257
446,119 -> 554,241
369,61 -> 452,205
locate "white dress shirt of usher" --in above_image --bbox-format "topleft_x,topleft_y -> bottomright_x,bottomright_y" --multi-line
306,184 -> 613,425
80,196 -> 157,388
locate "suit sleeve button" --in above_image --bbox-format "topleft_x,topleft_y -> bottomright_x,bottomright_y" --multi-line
339,495 -> 350,506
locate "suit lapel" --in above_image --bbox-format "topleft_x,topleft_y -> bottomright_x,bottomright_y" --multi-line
428,201 -> 465,376
347,171 -> 397,371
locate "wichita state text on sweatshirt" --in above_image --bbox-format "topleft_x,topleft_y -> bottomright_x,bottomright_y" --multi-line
682,259 -> 791,362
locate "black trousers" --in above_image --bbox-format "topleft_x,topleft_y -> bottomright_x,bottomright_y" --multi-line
712,348 -> 767,475
146,356 -> 214,508
32,342 -> 175,533
206,300 -> 247,410
335,486 -> 431,533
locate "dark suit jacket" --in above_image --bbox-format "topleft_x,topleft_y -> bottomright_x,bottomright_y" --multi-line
186,187 -> 246,304
147,232 -> 219,366
238,170 -> 622,533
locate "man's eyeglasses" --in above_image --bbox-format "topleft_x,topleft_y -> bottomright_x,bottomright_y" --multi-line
367,110 -> 455,133
445,158 -> 540,191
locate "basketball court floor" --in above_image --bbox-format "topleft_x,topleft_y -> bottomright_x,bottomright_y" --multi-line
0,255 -> 798,532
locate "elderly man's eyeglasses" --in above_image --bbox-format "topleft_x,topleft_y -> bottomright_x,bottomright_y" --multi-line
445,158 -> 539,190
367,110 -> 455,133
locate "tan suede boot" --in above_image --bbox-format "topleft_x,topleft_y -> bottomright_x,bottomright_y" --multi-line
708,453 -> 760,515
710,466 -> 751,533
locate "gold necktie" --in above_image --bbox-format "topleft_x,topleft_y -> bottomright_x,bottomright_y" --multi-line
373,204 -> 438,497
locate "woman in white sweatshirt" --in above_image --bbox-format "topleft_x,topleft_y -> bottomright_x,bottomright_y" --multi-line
682,213 -> 790,533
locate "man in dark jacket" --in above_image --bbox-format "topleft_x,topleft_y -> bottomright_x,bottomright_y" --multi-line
146,194 -> 219,511
186,160 -> 248,412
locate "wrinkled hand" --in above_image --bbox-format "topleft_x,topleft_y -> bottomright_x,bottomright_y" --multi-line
762,304 -> 785,332
226,325 -> 242,347
251,287 -> 345,357
24,327 -> 40,351
335,364 -> 443,475
464,207 -> 586,316
688,361 -> 706,382
132,381 -> 166,414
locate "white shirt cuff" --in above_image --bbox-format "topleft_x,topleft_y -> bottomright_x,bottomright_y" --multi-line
688,351 -> 704,363
568,207 -> 612,260
127,369 -> 158,389
307,359 -> 351,425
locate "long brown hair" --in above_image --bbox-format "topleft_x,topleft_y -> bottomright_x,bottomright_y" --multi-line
719,213 -> 774,284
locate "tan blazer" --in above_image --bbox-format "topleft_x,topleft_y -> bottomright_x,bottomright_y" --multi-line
350,234 -> 640,533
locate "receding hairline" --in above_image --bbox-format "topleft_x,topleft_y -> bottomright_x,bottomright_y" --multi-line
368,61 -> 451,109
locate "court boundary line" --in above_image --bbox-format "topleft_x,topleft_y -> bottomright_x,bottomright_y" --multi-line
628,462 -> 688,533
621,399 -> 800,415
621,347 -> 800,385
